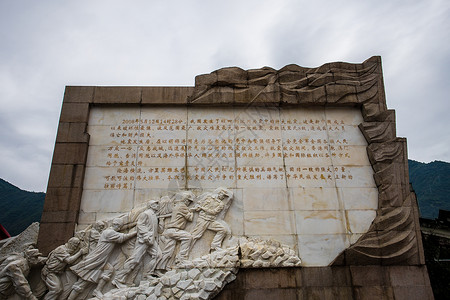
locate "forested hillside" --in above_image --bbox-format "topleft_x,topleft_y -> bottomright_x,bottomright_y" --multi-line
0,178 -> 45,236
408,160 -> 450,219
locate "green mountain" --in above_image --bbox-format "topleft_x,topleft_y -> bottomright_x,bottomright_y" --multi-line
408,159 -> 450,219
0,178 -> 45,236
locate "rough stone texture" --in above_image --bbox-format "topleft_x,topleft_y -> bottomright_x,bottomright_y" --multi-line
0,223 -> 39,257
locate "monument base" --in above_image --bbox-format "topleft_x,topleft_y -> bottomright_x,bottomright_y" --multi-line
216,266 -> 433,299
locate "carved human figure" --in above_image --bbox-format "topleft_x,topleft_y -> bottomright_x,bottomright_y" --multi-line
157,191 -> 195,269
0,247 -> 46,300
41,237 -> 86,300
112,200 -> 161,288
87,220 -> 107,252
190,187 -> 233,251
68,218 -> 136,299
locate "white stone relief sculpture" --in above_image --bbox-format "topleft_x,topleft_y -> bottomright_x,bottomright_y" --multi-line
157,191 -> 195,270
68,219 -> 136,299
0,246 -> 46,300
0,188 -> 302,299
190,188 -> 233,252
41,237 -> 87,300
113,200 -> 161,288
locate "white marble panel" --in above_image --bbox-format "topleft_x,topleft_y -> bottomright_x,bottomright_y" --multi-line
138,145 -> 186,166
244,234 -> 298,250
80,189 -> 135,213
297,234 -> 350,266
244,211 -> 295,236
330,145 -> 371,166
188,107 -> 235,122
283,144 -> 333,167
338,187 -> 378,210
96,212 -> 126,222
236,143 -> 284,166
89,106 -> 141,126
139,125 -> 187,145
222,189 -> 244,236
187,166 -> 236,189
88,125 -> 140,146
236,165 -> 286,188
295,211 -> 347,235
187,125 -> 235,145
187,144 -> 235,167
286,165 -> 336,188
140,107 -> 187,124
289,187 -> 340,211
328,125 -> 368,146
83,167 -> 136,190
133,188 -> 182,208
78,211 -> 96,225
234,125 -> 282,145
86,145 -> 138,167
234,106 -> 280,125
325,107 -> 364,125
346,210 -> 377,234
243,188 -> 290,211
280,107 -> 326,124
335,166 -> 376,188
135,167 -> 186,189
280,124 -> 329,141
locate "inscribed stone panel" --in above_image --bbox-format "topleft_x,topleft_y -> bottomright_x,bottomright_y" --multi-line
79,105 -> 377,266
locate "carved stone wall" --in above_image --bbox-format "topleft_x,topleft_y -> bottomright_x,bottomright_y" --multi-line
29,56 -> 433,300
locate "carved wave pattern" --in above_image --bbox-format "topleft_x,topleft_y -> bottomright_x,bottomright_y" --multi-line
189,57 -> 383,110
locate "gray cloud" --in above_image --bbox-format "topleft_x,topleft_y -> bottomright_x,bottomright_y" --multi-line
0,0 -> 449,191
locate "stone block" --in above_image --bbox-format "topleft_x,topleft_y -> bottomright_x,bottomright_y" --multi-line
215,289 -> 245,300
350,266 -> 388,286
244,288 -> 298,300
47,164 -> 85,188
56,122 -> 89,143
244,269 -> 297,289
303,287 -> 339,299
63,86 -> 95,103
37,222 -> 76,255
388,266 -> 426,287
40,211 -> 78,223
301,267 -> 334,286
392,286 -> 433,300
141,87 -> 192,104
52,143 -> 88,165
43,187 -> 83,212
60,102 -> 90,123
93,86 -> 142,104
353,286 -> 394,300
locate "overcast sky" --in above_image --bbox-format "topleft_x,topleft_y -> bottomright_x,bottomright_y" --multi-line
0,0 -> 448,192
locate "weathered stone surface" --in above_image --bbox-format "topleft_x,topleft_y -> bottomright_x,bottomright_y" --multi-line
93,86 -> 142,104
56,122 -> 89,143
0,223 -> 39,257
141,86 -> 192,104
59,102 -> 90,123
63,86 -> 95,103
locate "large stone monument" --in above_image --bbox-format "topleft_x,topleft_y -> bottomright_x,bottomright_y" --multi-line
0,56 -> 431,299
